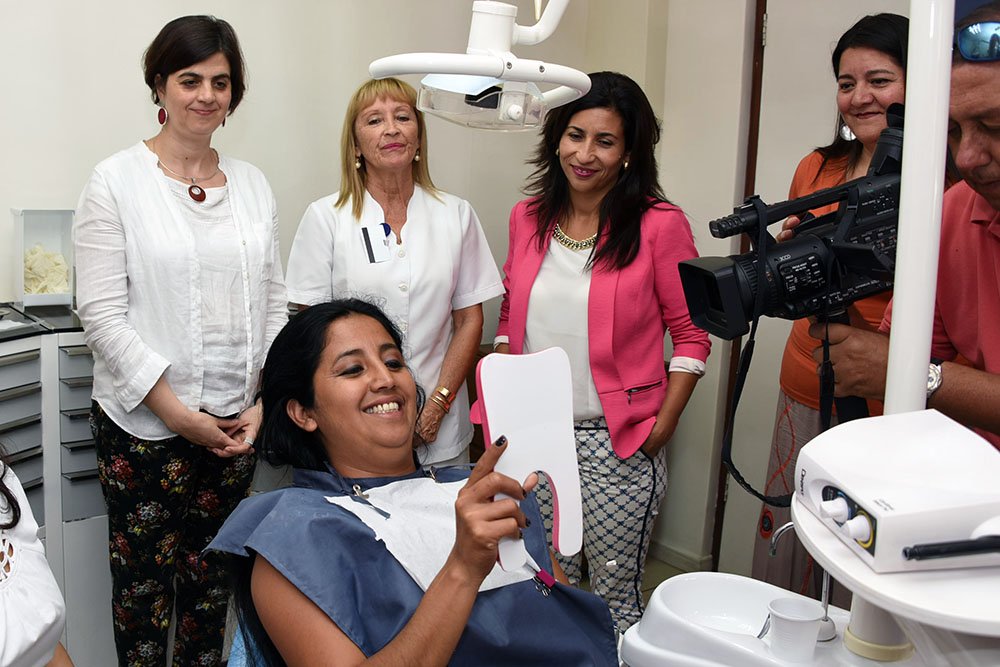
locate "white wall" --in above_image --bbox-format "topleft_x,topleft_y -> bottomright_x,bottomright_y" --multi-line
0,0 -> 588,312
2,0 -> 857,577
647,0 -> 756,570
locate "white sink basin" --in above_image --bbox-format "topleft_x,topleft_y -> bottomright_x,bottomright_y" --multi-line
620,572 -> 926,666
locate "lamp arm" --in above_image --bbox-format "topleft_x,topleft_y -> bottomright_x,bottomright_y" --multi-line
370,53 -> 505,79
371,52 -> 591,103
501,58 -> 590,97
513,0 -> 571,46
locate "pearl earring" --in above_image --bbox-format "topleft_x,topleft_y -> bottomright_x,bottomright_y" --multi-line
839,118 -> 856,142
355,157 -> 362,170
414,150 -> 421,162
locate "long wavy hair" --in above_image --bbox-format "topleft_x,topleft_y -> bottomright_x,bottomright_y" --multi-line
524,71 -> 669,270
0,444 -> 20,531
815,13 -> 908,179
335,78 -> 438,219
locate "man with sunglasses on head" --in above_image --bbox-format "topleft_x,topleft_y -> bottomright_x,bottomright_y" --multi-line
805,2 -> 1000,451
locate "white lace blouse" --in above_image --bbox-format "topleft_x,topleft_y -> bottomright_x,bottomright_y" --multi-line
0,467 -> 65,667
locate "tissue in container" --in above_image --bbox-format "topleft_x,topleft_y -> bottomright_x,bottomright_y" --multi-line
13,209 -> 74,306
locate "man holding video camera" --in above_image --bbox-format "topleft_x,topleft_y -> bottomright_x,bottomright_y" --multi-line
813,4 -> 1000,450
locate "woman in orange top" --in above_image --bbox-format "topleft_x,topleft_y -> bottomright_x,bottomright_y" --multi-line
751,13 -> 908,606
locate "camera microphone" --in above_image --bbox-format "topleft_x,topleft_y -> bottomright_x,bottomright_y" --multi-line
709,213 -> 752,239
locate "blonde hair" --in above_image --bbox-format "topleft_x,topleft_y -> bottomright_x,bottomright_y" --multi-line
336,78 -> 437,219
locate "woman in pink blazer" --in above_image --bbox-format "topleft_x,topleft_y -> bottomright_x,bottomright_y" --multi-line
495,72 -> 710,631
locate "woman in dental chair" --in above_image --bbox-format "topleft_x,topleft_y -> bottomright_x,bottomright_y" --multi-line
208,299 -> 617,666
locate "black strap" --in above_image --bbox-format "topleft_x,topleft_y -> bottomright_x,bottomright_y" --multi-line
720,198 -> 794,508
818,312 -> 870,430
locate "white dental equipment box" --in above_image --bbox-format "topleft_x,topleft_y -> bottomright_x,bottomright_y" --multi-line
797,409 -> 1000,573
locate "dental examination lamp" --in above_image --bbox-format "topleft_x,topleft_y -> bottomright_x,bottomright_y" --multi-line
369,0 -> 591,130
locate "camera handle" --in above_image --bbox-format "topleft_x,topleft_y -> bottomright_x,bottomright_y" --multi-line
815,310 -> 871,429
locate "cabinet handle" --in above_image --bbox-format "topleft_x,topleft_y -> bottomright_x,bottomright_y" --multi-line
8,445 -> 42,464
60,346 -> 92,358
62,469 -> 100,482
60,407 -> 91,420
0,382 -> 42,402
60,377 -> 93,388
62,439 -> 96,452
0,350 -> 40,368
21,477 -> 43,491
0,414 -> 41,434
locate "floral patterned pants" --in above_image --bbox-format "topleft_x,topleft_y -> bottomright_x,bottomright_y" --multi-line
92,403 -> 255,667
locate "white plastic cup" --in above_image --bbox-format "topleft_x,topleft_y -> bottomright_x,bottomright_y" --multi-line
767,597 -> 824,662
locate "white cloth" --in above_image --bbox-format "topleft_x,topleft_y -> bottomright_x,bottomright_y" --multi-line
286,186 -> 503,463
324,478 -> 535,592
169,180 -> 248,416
74,142 -> 288,439
0,467 -> 65,667
523,241 -> 603,420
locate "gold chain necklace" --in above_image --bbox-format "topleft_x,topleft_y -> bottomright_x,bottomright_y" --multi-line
151,138 -> 220,202
553,223 -> 597,251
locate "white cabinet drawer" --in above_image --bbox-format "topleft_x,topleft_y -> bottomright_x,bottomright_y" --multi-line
58,345 -> 94,380
0,415 -> 42,455
61,440 -> 97,474
0,350 -> 40,392
60,408 -> 92,444
0,382 -> 42,428
61,470 -> 105,522
59,377 -> 93,412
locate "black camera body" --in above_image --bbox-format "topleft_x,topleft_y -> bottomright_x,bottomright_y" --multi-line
679,105 -> 904,340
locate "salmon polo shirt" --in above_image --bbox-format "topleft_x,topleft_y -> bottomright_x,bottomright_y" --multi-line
881,180 -> 1000,449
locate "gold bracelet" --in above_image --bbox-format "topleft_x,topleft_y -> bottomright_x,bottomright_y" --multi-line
433,385 -> 455,407
428,393 -> 451,413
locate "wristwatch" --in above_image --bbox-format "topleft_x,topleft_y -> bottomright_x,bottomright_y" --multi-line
927,361 -> 943,400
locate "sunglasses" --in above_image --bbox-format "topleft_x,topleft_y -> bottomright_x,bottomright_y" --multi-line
954,21 -> 1000,61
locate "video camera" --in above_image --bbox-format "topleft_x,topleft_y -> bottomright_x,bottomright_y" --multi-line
679,104 -> 904,340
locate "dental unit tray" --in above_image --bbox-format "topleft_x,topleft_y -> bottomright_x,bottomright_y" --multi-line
797,409 -> 1000,573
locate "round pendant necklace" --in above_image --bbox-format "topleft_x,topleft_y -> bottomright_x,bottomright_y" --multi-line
152,141 -> 221,202
553,223 -> 597,251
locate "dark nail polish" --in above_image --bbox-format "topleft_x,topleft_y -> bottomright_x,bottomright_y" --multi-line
495,435 -> 507,447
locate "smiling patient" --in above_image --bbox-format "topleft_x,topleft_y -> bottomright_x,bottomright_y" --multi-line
208,299 -> 618,666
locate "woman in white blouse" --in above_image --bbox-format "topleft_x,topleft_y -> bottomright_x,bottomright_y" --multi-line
0,450 -> 73,667
286,78 -> 503,466
73,16 -> 286,665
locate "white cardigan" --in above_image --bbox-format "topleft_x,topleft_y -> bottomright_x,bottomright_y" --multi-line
74,142 -> 287,439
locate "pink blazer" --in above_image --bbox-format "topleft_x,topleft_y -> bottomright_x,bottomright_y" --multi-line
496,199 -> 711,459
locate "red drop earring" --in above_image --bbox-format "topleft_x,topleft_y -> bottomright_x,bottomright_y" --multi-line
157,107 -> 167,125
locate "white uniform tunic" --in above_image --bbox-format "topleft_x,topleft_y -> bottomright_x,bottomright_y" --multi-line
286,186 -> 503,463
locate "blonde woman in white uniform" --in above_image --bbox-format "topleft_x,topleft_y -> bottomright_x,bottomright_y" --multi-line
286,78 -> 503,466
